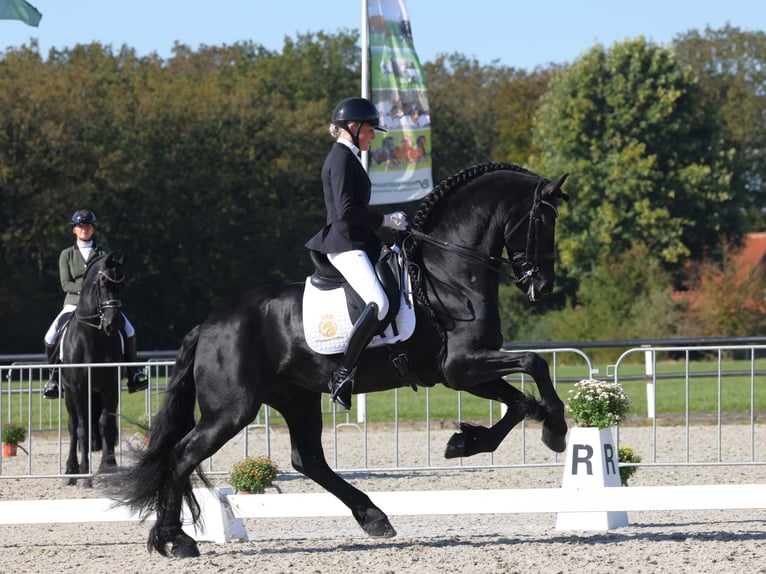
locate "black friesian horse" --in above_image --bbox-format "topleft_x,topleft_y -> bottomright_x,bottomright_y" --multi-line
108,163 -> 570,557
61,251 -> 126,486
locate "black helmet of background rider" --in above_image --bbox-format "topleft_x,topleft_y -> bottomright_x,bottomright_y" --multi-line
71,209 -> 96,226
331,97 -> 387,148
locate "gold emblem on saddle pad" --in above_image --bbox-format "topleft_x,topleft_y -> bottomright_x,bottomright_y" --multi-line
319,314 -> 338,338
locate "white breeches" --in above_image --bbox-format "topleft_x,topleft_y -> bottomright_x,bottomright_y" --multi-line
44,305 -> 135,345
327,250 -> 389,321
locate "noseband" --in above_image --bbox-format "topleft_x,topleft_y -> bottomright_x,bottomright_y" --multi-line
506,178 -> 558,284
76,268 -> 125,330
406,178 -> 557,285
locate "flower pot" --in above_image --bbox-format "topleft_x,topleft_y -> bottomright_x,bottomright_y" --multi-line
2,443 -> 18,457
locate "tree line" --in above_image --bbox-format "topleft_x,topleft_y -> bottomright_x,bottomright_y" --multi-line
1,25 -> 764,353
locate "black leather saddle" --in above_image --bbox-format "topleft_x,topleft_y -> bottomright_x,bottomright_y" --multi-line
308,247 -> 402,330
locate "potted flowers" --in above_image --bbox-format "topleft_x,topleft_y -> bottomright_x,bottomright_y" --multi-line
566,378 -> 630,429
618,445 -> 642,486
558,378 -> 633,529
2,422 -> 27,457
229,455 -> 278,494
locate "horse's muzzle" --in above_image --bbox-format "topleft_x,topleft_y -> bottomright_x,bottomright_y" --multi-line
527,278 -> 553,302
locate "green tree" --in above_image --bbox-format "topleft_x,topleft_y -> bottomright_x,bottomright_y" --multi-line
424,54 -> 539,182
514,244 -> 684,361
532,37 -> 738,286
673,25 -> 766,231
492,66 -> 563,166
0,34 -> 362,351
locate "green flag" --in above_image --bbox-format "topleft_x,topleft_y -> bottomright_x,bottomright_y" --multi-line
0,0 -> 42,27
367,0 -> 433,205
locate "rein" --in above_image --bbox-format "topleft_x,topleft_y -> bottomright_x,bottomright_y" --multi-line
76,269 -> 124,330
406,179 -> 556,285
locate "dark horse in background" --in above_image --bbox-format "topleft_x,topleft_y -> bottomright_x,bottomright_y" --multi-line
108,163 -> 570,558
61,252 -> 127,487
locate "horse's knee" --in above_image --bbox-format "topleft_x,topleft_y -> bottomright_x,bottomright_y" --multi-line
519,352 -> 549,376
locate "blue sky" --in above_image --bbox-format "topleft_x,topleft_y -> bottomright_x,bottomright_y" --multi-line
1,0 -> 763,70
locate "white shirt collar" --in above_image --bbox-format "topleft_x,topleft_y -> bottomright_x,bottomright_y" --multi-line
336,137 -> 363,165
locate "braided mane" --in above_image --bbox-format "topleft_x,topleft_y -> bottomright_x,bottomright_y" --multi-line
410,162 -> 534,234
404,162 -> 536,353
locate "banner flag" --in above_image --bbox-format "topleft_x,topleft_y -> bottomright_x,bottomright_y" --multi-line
0,0 -> 42,27
367,0 -> 433,205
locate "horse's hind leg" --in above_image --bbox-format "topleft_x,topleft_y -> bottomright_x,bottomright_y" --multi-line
445,379 -> 531,459
151,412 -> 260,557
272,387 -> 396,539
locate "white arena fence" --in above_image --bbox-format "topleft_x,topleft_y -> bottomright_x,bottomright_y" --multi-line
1,344 -> 766,538
2,343 -> 765,480
1,348 -> 598,480
611,343 -> 766,468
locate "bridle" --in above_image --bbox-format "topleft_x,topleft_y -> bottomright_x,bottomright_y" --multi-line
75,268 -> 125,331
405,179 -> 558,285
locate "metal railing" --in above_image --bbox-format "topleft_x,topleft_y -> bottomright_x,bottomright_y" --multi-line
610,344 -> 766,468
2,343 -> 765,481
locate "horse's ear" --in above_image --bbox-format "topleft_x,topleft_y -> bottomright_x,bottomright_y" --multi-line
109,251 -> 126,267
543,173 -> 569,202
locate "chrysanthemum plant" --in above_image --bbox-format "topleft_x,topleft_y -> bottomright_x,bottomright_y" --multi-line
566,378 -> 630,429
229,455 -> 278,493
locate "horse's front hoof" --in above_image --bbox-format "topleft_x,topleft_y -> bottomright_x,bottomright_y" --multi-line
445,423 -> 486,458
62,476 -> 77,487
444,432 -> 466,459
357,508 -> 396,538
542,421 -> 568,453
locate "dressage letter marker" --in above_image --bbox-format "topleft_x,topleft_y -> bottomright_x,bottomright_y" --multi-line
556,426 -> 629,530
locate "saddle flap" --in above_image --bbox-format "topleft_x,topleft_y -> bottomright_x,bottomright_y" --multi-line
375,246 -> 401,322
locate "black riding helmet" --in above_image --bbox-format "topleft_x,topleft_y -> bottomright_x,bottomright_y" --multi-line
71,209 -> 96,226
332,97 -> 386,148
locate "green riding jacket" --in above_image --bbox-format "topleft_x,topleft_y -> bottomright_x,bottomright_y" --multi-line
59,242 -> 110,306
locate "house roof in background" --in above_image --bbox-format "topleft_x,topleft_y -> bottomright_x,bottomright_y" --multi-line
736,232 -> 766,270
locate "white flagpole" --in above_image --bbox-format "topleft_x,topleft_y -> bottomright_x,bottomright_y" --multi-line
360,0 -> 370,172
357,0 -> 369,424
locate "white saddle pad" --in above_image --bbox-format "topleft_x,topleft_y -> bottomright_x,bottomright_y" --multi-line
302,277 -> 416,355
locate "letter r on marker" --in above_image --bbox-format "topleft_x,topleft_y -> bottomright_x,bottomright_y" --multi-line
571,444 -> 593,475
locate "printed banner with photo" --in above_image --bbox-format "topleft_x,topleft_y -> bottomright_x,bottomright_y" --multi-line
367,0 -> 433,205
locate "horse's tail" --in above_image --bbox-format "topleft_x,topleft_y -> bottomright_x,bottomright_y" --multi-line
106,324 -> 205,552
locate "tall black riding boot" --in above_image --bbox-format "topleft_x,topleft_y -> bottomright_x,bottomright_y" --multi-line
124,334 -> 148,393
42,343 -> 62,399
329,302 -> 381,410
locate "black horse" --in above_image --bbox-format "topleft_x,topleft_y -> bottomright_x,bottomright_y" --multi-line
61,251 -> 127,486
108,163 -> 570,558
